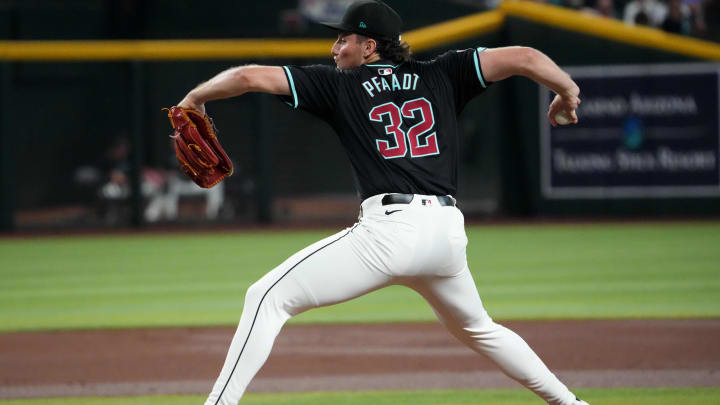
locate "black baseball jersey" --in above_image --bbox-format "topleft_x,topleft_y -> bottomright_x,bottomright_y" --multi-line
281,47 -> 491,200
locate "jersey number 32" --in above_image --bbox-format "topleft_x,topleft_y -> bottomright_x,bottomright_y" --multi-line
369,98 -> 439,159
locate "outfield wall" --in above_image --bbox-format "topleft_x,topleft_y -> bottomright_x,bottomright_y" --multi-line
0,1 -> 719,230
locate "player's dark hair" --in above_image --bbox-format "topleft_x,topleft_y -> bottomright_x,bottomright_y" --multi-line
351,33 -> 412,64
375,39 -> 412,64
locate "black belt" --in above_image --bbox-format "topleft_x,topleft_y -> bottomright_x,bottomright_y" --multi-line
381,194 -> 456,207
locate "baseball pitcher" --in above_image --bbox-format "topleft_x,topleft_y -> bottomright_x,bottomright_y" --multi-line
175,1 -> 585,404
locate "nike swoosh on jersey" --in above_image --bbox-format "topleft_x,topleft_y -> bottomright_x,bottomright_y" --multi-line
384,209 -> 403,215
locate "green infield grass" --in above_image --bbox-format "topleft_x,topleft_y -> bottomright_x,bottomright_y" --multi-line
1,388 -> 719,405
1,222 -> 719,331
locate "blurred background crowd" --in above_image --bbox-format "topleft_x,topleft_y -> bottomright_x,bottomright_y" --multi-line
0,0 -> 716,41
302,0 -> 716,39
524,0 -> 713,38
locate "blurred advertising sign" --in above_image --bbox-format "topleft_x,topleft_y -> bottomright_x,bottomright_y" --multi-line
540,63 -> 720,199
299,0 -> 355,22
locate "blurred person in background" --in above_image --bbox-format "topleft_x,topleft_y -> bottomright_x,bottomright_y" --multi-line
96,136 -> 174,223
661,0 -> 692,34
561,0 -> 586,10
165,172 -> 226,221
685,0 -> 708,36
582,0 -> 618,18
623,0 -> 668,27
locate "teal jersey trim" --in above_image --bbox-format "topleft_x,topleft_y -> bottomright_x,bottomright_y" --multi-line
283,66 -> 298,109
473,47 -> 487,89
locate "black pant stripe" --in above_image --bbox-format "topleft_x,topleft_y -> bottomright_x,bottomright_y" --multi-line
213,224 -> 359,404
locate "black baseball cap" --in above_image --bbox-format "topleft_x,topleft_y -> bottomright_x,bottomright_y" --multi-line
320,0 -> 403,42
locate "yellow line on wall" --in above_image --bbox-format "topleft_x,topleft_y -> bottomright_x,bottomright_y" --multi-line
0,11 -> 503,61
0,39 -> 334,61
405,10 -> 504,52
500,0 -> 720,61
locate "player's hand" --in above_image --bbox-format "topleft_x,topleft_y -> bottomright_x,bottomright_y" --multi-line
177,93 -> 206,116
548,93 -> 580,127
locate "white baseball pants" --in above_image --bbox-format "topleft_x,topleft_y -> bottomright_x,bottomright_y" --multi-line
204,194 -> 579,405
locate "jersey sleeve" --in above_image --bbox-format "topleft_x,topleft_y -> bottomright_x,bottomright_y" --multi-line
432,47 -> 491,111
279,64 -> 340,118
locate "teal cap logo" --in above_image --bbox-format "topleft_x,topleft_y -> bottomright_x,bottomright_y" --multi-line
359,21 -> 367,29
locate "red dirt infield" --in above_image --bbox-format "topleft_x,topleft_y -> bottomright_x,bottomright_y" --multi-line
1,319 -> 719,399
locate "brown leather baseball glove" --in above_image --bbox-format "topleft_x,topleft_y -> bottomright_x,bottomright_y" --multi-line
164,106 -> 233,188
